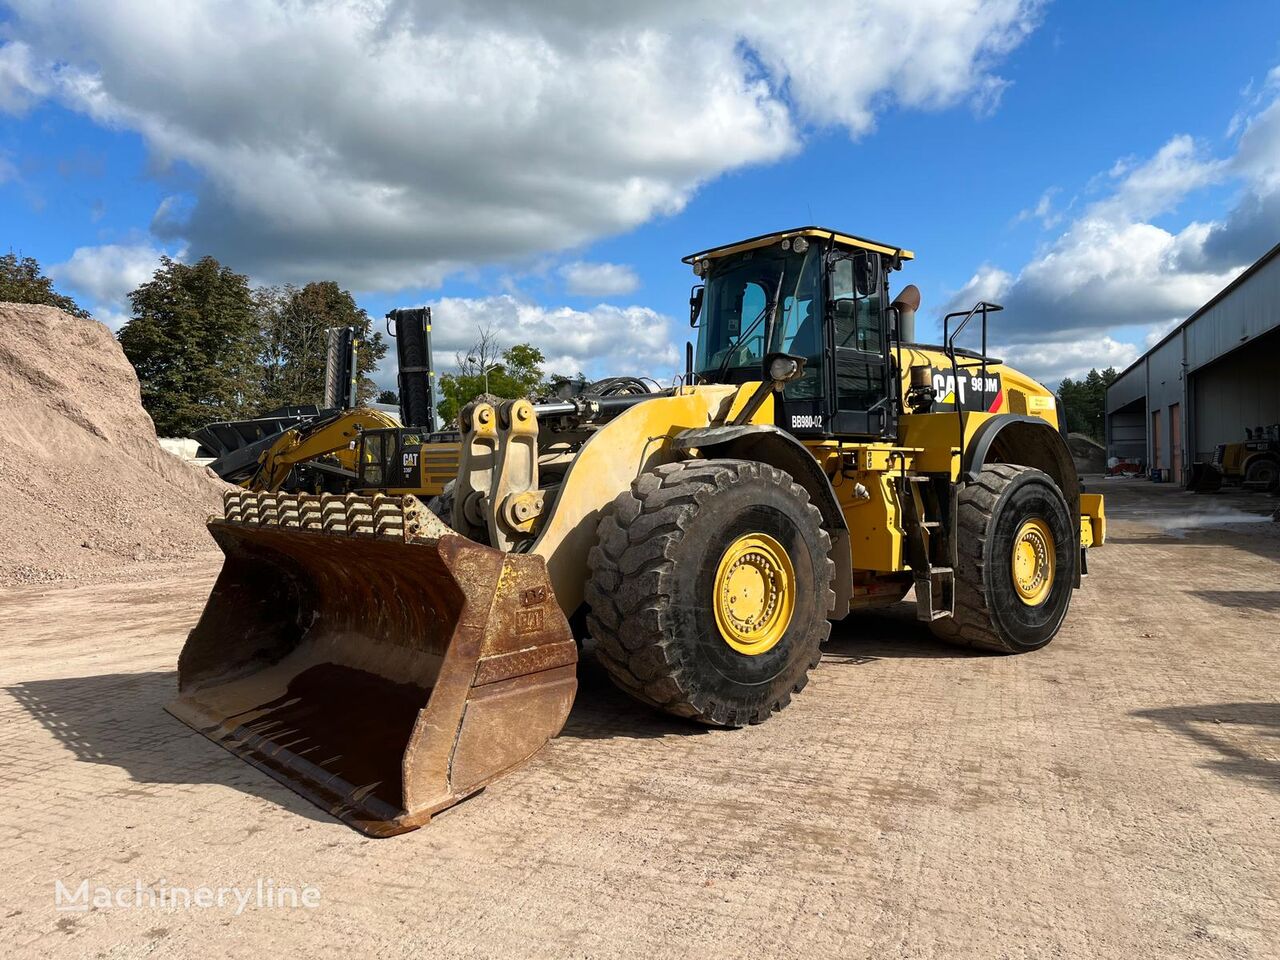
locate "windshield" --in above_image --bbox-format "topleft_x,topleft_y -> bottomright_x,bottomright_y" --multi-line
694,245 -> 823,396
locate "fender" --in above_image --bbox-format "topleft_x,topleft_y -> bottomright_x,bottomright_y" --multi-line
672,424 -> 853,620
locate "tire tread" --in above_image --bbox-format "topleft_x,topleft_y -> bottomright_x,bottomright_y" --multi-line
585,459 -> 834,726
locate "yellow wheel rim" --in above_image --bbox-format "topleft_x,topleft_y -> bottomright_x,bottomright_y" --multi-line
712,532 -> 795,655
1011,517 -> 1055,606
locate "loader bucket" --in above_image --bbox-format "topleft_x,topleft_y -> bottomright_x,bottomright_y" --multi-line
166,491 -> 577,837
1186,461 -> 1223,493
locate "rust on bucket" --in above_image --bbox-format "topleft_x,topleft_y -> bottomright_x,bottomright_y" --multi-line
166,492 -> 577,836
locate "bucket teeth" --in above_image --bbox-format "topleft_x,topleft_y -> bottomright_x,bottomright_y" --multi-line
217,490 -> 449,542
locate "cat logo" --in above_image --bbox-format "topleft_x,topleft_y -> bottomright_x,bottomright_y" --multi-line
929,367 -> 1004,413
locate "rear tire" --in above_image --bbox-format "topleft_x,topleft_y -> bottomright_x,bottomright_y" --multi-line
929,463 -> 1075,653
585,460 -> 834,726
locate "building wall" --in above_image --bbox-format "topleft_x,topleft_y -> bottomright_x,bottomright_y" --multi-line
1145,336 -> 1187,473
1105,244 -> 1280,477
1108,401 -> 1146,463
1184,251 -> 1280,370
1108,360 -> 1147,410
1190,326 -> 1280,461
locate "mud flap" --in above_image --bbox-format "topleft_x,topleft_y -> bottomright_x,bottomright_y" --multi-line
167,492 -> 577,837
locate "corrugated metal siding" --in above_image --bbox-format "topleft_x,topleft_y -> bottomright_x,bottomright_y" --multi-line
1147,337 -> 1185,421
1107,360 -> 1147,409
1185,252 -> 1280,371
1108,407 -> 1146,463
1190,326 -> 1280,460
1105,244 -> 1280,473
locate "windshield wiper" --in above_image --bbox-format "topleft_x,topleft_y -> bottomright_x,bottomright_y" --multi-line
714,273 -> 783,381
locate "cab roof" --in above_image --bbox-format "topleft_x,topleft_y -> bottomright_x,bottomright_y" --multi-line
681,226 -> 915,264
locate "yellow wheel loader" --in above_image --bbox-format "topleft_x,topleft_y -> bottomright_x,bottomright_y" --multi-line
168,226 -> 1106,836
1187,426 -> 1280,493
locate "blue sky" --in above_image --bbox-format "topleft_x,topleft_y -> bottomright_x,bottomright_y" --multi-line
3,1 -> 1279,390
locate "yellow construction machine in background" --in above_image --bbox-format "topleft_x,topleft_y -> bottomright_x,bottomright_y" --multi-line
169,226 -> 1105,836
199,309 -> 460,499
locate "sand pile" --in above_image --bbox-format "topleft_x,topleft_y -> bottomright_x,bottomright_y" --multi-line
0,303 -> 230,585
1067,432 -> 1107,475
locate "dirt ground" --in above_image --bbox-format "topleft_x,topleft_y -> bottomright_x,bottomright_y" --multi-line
1,480 -> 1277,959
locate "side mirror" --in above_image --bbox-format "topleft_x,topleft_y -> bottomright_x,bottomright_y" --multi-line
854,252 -> 880,297
689,284 -> 704,327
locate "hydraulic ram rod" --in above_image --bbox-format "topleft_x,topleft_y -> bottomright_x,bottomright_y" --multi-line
530,392 -> 661,424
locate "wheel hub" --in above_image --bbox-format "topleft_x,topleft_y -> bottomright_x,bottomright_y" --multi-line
1011,517 -> 1055,606
713,533 -> 795,655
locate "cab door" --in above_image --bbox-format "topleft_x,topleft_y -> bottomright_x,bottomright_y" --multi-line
828,252 -> 891,437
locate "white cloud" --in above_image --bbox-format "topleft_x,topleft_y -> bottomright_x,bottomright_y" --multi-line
1143,318 -> 1182,349
995,336 -> 1138,386
384,294 -> 682,388
558,261 -> 640,297
0,0 -> 1039,288
946,79 -> 1280,388
48,242 -> 171,329
1015,187 -> 1063,229
0,41 -> 46,114
1092,135 -> 1224,222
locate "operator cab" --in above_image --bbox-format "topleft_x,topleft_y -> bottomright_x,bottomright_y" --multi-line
684,227 -> 912,439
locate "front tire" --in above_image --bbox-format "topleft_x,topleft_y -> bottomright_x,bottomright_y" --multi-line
930,463 -> 1076,653
585,460 -> 834,726
1245,457 -> 1279,491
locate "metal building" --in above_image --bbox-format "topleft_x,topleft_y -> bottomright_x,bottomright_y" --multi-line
1104,241 -> 1280,483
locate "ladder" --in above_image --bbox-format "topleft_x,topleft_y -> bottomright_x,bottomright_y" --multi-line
899,475 -> 956,621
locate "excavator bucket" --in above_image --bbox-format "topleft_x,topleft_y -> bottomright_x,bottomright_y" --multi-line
166,491 -> 577,837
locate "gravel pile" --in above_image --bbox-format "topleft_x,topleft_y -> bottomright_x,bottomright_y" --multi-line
0,303 -> 230,585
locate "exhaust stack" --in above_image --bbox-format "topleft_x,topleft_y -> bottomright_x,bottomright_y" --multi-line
892,284 -> 921,344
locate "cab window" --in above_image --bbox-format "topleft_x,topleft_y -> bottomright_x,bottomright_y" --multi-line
832,258 -> 882,354
775,247 -> 824,400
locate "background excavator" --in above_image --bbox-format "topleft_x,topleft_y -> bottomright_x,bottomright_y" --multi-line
196,308 -> 460,497
168,226 -> 1106,837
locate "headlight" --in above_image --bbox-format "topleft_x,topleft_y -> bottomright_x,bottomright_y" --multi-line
769,356 -> 800,382
792,237 -> 809,253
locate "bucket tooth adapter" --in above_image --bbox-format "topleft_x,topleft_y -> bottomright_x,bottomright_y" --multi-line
172,226 -> 1107,837
167,490 -> 576,837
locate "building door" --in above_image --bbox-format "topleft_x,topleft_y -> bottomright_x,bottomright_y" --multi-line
1169,403 -> 1182,485
1151,408 -> 1162,477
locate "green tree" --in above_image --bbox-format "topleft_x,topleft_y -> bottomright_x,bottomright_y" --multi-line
376,389 -> 399,405
0,252 -> 91,318
118,256 -> 263,436
258,281 -> 388,409
1057,366 -> 1118,443
437,326 -> 551,425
